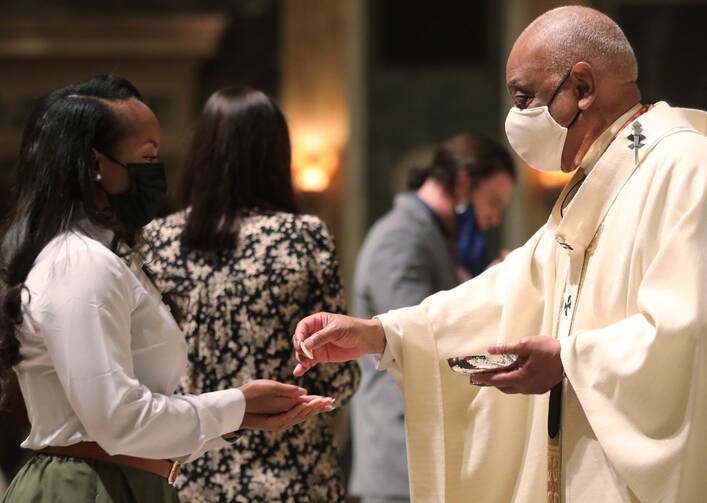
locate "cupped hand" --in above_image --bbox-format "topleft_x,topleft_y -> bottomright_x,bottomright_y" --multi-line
291,312 -> 386,377
240,395 -> 335,432
239,379 -> 308,414
471,336 -> 563,394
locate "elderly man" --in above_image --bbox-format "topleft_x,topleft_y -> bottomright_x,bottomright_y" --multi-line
294,6 -> 707,503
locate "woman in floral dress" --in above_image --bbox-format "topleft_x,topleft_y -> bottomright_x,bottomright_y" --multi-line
144,87 -> 360,502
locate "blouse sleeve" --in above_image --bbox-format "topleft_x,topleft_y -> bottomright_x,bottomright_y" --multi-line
298,217 -> 360,405
36,244 -> 244,461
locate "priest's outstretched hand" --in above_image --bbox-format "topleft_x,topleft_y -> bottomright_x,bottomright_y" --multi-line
471,336 -> 564,394
292,312 -> 386,377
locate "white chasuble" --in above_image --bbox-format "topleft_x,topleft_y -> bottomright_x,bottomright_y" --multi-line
379,102 -> 707,502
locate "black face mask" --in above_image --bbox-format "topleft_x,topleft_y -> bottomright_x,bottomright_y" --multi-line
99,154 -> 168,232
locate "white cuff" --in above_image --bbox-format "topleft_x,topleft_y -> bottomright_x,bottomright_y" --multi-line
375,312 -> 404,368
175,388 -> 245,464
195,388 -> 246,437
373,312 -> 404,388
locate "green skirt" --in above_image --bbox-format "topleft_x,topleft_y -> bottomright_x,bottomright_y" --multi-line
2,453 -> 180,503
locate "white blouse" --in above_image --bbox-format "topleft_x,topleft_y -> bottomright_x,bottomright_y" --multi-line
15,227 -> 245,462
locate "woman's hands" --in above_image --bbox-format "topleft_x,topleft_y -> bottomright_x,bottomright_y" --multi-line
291,312 -> 386,377
240,395 -> 335,432
238,379 -> 335,432
240,379 -> 308,414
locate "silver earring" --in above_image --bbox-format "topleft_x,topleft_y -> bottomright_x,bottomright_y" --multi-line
94,173 -> 102,181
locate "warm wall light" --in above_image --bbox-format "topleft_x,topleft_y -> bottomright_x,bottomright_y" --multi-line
529,166 -> 573,189
291,131 -> 339,192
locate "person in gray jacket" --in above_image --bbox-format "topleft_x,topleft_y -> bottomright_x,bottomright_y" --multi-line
349,133 -> 516,503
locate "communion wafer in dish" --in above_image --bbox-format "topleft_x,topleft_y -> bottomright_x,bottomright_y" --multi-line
447,353 -> 519,375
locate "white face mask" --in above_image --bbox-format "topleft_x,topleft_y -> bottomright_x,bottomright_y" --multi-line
504,71 -> 578,172
505,106 -> 569,172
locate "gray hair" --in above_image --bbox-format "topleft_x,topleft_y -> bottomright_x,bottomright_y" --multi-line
521,6 -> 638,81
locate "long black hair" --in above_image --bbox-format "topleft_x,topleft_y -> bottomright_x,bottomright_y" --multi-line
407,133 -> 517,193
0,75 -> 143,403
180,87 -> 298,252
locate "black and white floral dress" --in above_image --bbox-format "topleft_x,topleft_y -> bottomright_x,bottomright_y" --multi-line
143,210 -> 360,503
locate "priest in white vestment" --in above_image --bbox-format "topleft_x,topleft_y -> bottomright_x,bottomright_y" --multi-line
293,6 -> 707,502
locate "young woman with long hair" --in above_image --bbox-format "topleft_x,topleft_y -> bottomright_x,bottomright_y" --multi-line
0,76 -> 333,503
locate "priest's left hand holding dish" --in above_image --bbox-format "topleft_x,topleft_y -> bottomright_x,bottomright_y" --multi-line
470,336 -> 563,394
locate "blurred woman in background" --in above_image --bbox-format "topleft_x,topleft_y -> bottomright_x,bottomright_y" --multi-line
0,76 -> 331,503
144,87 -> 360,502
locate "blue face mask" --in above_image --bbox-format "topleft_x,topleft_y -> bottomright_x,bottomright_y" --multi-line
456,205 -> 488,277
